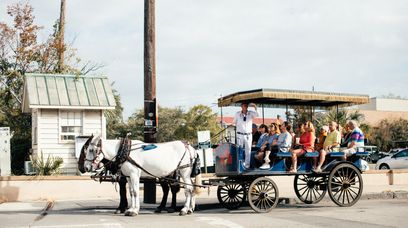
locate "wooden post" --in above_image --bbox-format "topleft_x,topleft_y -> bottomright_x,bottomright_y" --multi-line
143,0 -> 157,204
57,0 -> 66,73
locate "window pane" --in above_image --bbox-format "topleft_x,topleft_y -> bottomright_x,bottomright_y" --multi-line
61,135 -> 75,141
61,111 -> 82,127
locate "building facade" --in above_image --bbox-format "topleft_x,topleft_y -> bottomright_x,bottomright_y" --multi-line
22,74 -> 116,175
356,98 -> 408,125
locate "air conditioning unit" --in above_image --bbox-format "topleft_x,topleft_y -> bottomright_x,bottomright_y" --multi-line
24,161 -> 36,175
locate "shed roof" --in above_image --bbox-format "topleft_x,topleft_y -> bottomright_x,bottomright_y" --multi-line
218,88 -> 369,109
22,73 -> 116,112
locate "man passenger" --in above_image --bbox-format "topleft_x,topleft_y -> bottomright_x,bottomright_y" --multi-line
314,121 -> 341,172
260,122 -> 293,169
341,120 -> 365,160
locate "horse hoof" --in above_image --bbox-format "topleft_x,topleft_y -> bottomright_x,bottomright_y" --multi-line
115,208 -> 126,214
125,211 -> 137,216
187,210 -> 193,215
166,208 -> 175,213
154,207 -> 163,213
179,211 -> 187,216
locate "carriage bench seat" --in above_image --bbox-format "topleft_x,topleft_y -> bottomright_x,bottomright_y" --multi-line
277,152 -> 292,157
304,152 -> 319,157
355,152 -> 369,156
330,152 -> 345,157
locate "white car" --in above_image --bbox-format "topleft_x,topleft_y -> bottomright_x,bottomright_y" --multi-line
375,149 -> 408,170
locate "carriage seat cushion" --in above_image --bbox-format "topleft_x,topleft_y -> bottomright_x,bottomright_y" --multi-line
355,152 -> 369,156
304,152 -> 319,157
330,152 -> 345,157
142,144 -> 157,151
277,152 -> 292,157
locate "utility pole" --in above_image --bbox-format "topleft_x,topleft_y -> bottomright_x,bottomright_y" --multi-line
143,0 -> 157,204
57,0 -> 66,73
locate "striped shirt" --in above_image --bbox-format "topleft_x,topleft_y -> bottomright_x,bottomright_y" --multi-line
348,127 -> 365,148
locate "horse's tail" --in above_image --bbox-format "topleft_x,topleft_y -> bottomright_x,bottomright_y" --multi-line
193,174 -> 202,195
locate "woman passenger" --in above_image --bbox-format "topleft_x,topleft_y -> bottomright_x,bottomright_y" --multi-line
289,121 -> 316,173
254,123 -> 280,166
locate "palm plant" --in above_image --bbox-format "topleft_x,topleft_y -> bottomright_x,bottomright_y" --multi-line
314,108 -> 365,130
30,152 -> 63,175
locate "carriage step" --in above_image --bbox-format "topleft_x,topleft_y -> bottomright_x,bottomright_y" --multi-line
330,152 -> 345,157
277,152 -> 292,157
305,152 -> 319,157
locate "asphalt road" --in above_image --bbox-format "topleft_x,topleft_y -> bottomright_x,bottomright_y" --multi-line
1,199 -> 407,228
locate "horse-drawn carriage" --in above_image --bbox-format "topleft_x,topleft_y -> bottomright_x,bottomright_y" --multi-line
206,88 -> 371,212
79,88 -> 371,215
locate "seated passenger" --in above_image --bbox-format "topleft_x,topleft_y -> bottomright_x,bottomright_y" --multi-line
341,120 -> 365,160
255,124 -> 269,148
340,124 -> 352,147
292,123 -> 304,149
254,123 -> 280,166
250,124 -> 268,168
289,121 -> 316,173
316,125 -> 329,151
260,122 -> 292,169
314,121 -> 341,172
252,123 -> 261,146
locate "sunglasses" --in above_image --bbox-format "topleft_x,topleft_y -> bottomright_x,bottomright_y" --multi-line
243,115 -> 247,121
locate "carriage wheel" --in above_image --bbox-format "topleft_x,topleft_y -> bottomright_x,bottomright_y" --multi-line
294,174 -> 327,204
217,183 -> 246,210
328,163 -> 363,207
248,177 -> 279,213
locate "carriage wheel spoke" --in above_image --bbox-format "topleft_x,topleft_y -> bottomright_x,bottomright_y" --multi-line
312,188 -> 319,200
348,187 -> 358,197
345,189 -> 350,204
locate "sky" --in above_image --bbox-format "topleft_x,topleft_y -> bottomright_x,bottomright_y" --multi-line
1,0 -> 408,118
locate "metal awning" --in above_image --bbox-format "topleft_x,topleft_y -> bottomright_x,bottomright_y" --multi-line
218,88 -> 369,109
22,73 -> 116,113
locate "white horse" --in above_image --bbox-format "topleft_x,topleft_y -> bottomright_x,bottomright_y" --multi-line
78,135 -> 201,216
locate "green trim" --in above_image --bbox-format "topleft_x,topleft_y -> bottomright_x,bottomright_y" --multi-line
91,78 -> 101,106
63,77 -> 71,105
74,77 -> 81,105
54,76 -> 61,105
100,78 -> 110,106
44,76 -> 51,105
34,76 -> 40,105
24,73 -> 115,108
26,73 -> 108,79
82,78 -> 91,106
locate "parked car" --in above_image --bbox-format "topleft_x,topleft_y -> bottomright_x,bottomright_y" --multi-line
387,148 -> 407,155
375,149 -> 408,170
364,146 -> 385,163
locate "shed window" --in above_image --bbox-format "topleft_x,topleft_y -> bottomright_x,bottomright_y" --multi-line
60,111 -> 82,141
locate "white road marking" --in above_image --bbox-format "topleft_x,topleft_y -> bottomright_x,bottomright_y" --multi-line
28,223 -> 123,228
197,216 -> 245,228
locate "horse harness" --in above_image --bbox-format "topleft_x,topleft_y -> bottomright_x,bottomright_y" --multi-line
92,138 -> 203,187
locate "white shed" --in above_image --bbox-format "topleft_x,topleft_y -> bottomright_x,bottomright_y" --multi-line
22,73 -> 116,175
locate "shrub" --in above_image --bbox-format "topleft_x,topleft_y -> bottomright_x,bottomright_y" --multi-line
31,152 -> 63,175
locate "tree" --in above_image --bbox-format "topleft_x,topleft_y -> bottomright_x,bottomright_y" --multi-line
0,2 -> 104,174
370,118 -> 408,151
0,3 -> 41,174
174,105 -> 222,144
156,106 -> 184,142
123,105 -> 222,144
126,109 -> 145,141
105,83 -> 125,139
314,108 -> 365,130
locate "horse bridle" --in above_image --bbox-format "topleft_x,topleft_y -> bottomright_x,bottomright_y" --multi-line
88,140 -> 105,167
